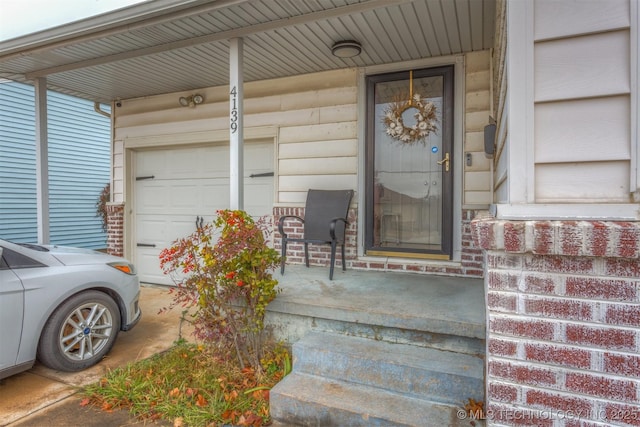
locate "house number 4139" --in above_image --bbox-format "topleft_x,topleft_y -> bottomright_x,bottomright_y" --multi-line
230,86 -> 238,134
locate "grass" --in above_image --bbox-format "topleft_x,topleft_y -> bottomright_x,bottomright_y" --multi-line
82,339 -> 291,427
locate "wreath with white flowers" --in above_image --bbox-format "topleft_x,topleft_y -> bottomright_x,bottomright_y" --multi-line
383,93 -> 438,144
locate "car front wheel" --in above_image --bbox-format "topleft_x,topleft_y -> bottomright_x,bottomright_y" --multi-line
37,291 -> 121,371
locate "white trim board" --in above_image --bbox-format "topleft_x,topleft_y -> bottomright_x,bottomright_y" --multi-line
492,203 -> 640,221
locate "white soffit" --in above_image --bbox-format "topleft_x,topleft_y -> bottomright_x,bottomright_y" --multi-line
0,0 -> 495,104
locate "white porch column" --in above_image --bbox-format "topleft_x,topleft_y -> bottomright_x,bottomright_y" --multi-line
229,37 -> 244,210
34,77 -> 50,244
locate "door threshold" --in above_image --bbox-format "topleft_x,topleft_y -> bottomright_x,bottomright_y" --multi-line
366,250 -> 450,260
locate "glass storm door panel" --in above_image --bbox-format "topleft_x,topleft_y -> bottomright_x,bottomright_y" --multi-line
365,66 -> 454,258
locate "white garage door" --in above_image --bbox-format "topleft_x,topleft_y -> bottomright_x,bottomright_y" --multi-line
134,141 -> 274,285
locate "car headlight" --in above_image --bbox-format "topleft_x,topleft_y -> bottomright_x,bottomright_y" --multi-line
108,262 -> 137,275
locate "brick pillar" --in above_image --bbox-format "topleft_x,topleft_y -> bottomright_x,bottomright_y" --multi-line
472,214 -> 640,426
461,209 -> 485,276
106,203 -> 124,257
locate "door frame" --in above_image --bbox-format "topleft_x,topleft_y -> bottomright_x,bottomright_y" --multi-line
357,56 -> 465,262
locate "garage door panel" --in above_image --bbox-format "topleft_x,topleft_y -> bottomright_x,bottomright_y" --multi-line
201,181 -> 230,213
136,248 -> 169,285
137,182 -> 170,211
171,184 -> 200,209
245,182 -> 273,217
138,179 -> 231,215
138,146 -> 232,180
137,151 -> 167,178
135,141 -> 274,285
136,217 -> 167,243
136,216 -> 196,243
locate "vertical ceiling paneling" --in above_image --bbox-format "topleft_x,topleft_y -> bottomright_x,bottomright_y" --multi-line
469,0 -> 485,51
361,10 -> 397,63
483,0 -> 495,48
398,3 -> 432,58
0,0 -> 495,103
377,8 -> 412,61
413,1 -> 444,57
425,0 -> 452,55
455,0 -> 473,52
441,0 -> 463,53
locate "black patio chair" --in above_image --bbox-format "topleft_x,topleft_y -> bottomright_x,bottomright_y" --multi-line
278,189 -> 354,280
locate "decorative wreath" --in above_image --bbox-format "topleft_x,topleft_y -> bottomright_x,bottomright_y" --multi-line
383,93 -> 438,144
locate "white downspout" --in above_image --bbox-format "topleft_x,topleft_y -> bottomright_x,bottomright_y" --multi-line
93,102 -> 111,118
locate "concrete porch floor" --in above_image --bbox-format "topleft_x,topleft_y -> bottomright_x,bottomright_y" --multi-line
270,264 -> 486,343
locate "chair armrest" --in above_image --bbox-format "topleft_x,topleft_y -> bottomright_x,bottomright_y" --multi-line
329,217 -> 349,241
278,215 -> 304,238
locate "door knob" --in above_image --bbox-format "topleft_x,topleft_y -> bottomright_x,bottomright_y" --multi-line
437,152 -> 450,172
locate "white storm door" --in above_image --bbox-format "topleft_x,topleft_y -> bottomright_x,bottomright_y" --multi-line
134,141 -> 273,285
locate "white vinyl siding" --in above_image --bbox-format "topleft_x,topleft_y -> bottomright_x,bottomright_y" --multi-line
534,31 -> 630,102
535,96 -> 630,164
0,81 -> 111,248
533,9 -> 632,204
533,0 -> 630,41
113,68 -> 359,206
464,50 -> 492,206
496,0 -> 637,214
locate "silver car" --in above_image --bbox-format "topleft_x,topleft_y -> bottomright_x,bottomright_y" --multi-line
0,239 -> 141,379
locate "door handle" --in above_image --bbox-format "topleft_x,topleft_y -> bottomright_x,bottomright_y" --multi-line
249,172 -> 274,178
437,152 -> 450,172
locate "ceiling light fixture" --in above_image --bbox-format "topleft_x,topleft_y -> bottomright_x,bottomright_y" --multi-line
179,93 -> 204,108
331,40 -> 362,58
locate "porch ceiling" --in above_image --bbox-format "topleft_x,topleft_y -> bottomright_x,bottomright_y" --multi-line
0,0 -> 495,104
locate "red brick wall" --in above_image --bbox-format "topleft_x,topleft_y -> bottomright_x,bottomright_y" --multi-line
106,203 -> 124,257
472,214 -> 640,426
274,207 -> 484,277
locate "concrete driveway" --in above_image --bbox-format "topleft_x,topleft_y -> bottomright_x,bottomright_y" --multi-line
0,285 -> 191,426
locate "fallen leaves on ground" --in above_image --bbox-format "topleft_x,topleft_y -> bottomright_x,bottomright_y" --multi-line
82,341 -> 289,427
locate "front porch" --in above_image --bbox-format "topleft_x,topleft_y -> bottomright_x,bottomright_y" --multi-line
266,265 -> 486,426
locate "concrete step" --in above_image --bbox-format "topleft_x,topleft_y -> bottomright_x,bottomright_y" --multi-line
291,332 -> 484,405
270,372 -> 477,427
268,268 -> 487,426
266,267 -> 486,356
